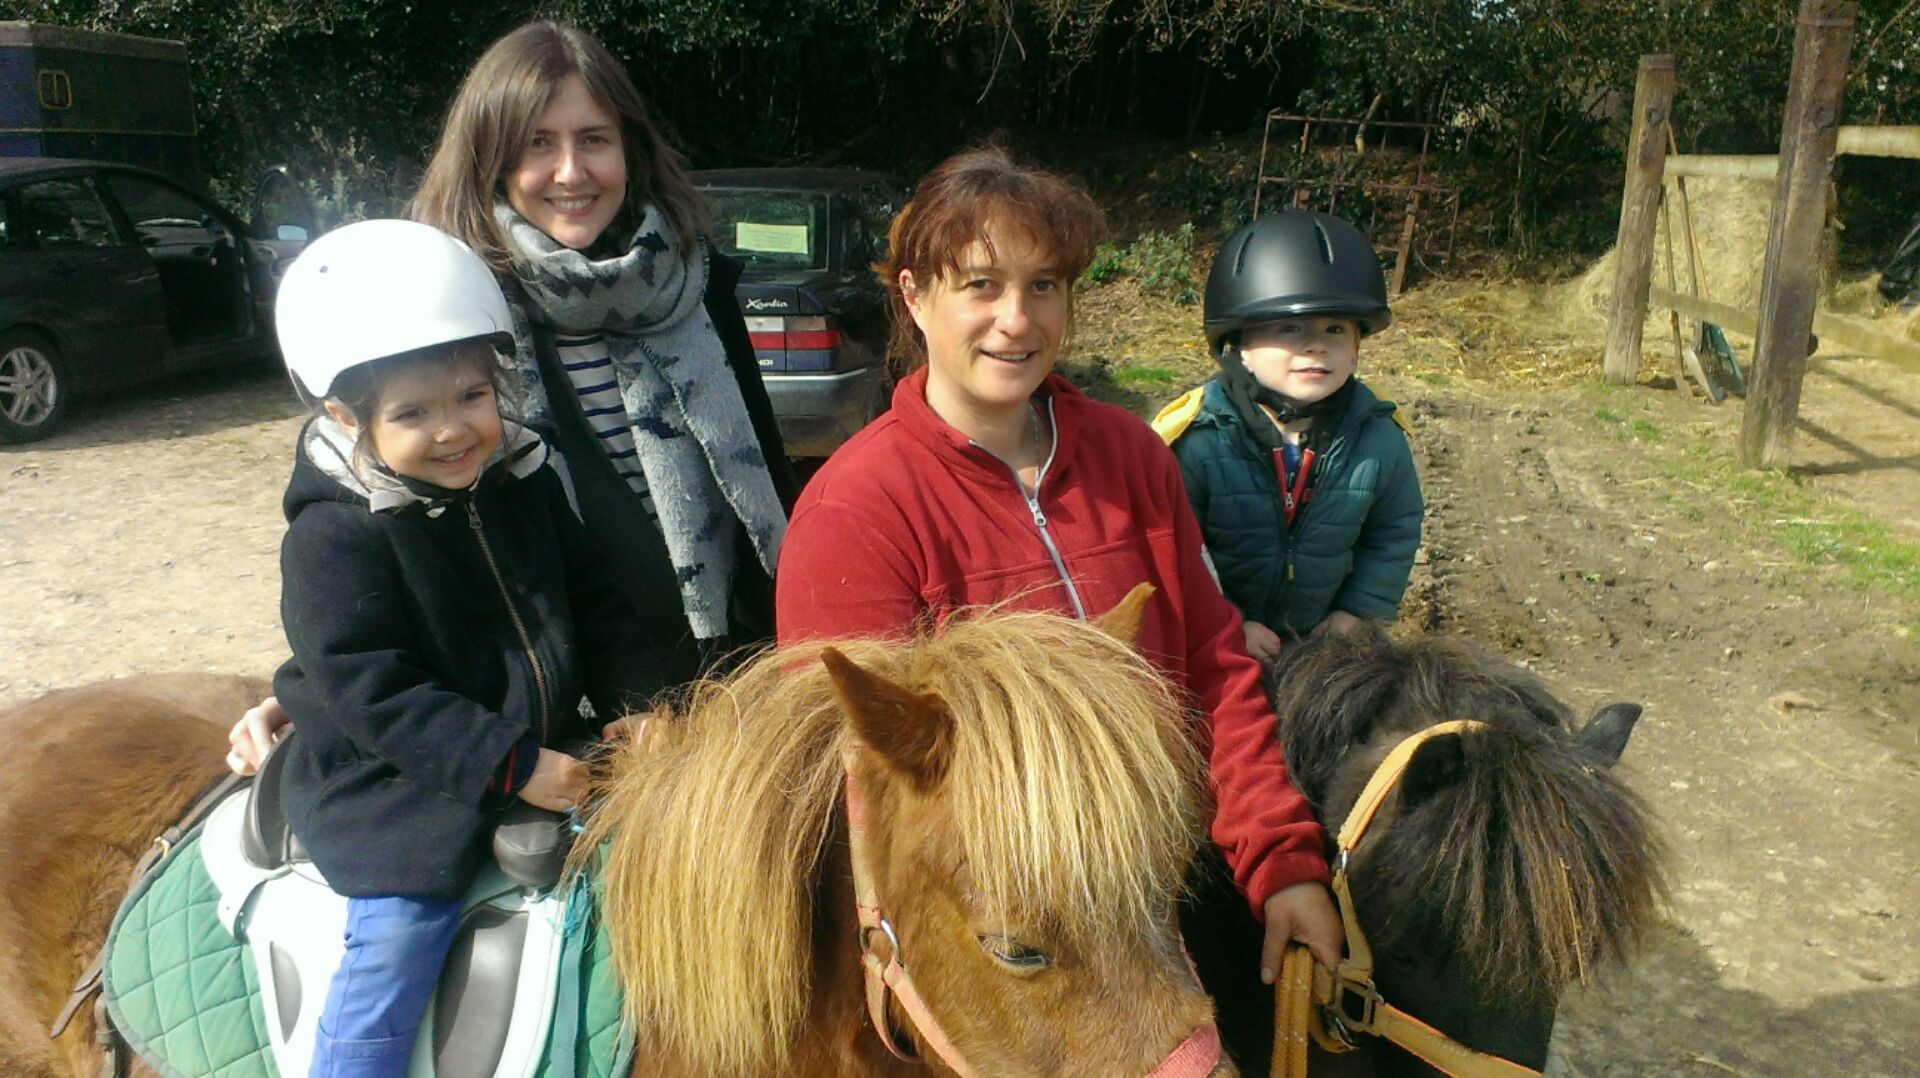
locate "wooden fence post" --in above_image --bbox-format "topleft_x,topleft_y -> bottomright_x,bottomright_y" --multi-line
1602,55 -> 1677,384
1741,0 -> 1856,469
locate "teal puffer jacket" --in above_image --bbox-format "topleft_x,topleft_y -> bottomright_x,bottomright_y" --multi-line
1165,377 -> 1422,636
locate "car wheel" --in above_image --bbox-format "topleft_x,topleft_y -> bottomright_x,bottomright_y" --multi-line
0,331 -> 71,444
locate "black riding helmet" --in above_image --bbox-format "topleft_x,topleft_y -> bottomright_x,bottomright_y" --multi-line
1203,210 -> 1392,358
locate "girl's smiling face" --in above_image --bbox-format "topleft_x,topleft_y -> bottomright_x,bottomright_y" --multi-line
328,349 -> 503,490
1236,316 -> 1360,403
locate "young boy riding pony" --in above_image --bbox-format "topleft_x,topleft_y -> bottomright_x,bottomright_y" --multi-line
1156,210 -> 1423,661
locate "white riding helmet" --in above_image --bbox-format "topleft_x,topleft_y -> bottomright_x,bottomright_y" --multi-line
275,219 -> 515,398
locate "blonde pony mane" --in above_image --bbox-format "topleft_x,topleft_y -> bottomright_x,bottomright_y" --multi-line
576,609 -> 1205,1074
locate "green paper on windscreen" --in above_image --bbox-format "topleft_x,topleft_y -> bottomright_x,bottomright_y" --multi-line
735,222 -> 810,255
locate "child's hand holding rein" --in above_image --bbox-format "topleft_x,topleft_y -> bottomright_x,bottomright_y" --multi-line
1312,610 -> 1363,638
518,748 -> 590,812
1242,620 -> 1282,663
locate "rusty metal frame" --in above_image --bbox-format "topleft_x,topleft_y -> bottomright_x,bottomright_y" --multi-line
1254,111 -> 1464,295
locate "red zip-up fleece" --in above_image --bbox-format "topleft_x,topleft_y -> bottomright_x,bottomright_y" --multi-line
777,367 -> 1330,913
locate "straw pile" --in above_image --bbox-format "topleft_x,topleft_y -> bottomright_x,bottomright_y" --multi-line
1554,176 -> 1803,339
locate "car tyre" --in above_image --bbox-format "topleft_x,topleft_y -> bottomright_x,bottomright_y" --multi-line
0,330 -> 71,444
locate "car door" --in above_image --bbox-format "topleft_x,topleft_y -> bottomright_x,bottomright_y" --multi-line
97,171 -> 253,359
2,175 -> 170,390
249,165 -> 318,271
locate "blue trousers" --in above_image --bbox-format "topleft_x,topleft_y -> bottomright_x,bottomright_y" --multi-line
310,895 -> 464,1078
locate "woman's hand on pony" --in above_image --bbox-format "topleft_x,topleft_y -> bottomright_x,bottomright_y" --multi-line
1242,620 -> 1283,663
226,696 -> 291,776
1261,880 -> 1345,978
518,748 -> 590,812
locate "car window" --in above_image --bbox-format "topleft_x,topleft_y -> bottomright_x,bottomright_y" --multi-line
17,178 -> 125,250
101,174 -> 228,249
704,189 -> 828,271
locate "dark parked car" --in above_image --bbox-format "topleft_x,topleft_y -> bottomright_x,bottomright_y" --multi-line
693,168 -> 904,458
0,157 -> 312,442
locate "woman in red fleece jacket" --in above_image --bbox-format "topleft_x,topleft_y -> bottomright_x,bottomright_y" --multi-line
775,146 -> 1341,1067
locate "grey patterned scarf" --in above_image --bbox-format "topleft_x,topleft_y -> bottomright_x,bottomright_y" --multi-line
494,202 -> 786,640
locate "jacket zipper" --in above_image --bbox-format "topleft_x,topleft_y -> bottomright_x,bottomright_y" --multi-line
468,498 -> 551,741
977,397 -> 1087,620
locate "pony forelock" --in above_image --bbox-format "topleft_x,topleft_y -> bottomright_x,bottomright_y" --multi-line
575,608 -> 1204,1074
1355,723 -> 1665,1001
921,612 -> 1204,951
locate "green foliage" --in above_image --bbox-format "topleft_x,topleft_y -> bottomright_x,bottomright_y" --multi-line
11,0 -> 1918,258
1130,225 -> 1199,303
1147,148 -> 1250,233
1084,243 -> 1128,286
1081,224 -> 1201,305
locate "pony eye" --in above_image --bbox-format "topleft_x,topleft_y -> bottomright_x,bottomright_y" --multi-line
977,934 -> 1050,970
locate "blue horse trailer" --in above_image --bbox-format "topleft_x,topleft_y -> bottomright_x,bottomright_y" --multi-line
0,21 -> 201,188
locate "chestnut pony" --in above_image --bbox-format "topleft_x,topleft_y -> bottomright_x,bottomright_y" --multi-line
1254,626 -> 1666,1077
0,599 -> 1233,1077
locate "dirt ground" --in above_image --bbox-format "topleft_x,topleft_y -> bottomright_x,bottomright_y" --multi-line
3,316 -> 1917,1075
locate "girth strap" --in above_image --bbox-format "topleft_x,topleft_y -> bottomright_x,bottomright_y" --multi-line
50,771 -> 249,1041
50,769 -> 248,1078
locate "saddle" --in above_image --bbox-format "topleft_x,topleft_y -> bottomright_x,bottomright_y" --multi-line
101,736 -> 611,1078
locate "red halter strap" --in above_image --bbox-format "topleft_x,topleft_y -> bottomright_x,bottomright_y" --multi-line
841,750 -> 1222,1077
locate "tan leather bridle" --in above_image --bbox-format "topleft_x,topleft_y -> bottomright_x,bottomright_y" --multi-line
842,748 -> 1224,1077
1273,720 -> 1544,1078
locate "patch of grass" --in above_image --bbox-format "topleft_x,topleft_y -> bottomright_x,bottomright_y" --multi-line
1653,441 -> 1920,605
1115,365 -> 1183,388
1627,419 -> 1662,442
1067,278 -> 1214,419
1592,408 -> 1622,422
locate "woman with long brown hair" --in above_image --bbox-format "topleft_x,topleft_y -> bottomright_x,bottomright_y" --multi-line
412,21 -> 792,665
230,21 -> 794,775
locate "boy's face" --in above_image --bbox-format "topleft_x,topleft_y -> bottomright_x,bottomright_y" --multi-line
1237,315 -> 1360,404
327,351 -> 503,490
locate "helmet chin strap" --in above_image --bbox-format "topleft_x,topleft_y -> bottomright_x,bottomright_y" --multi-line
1217,355 -> 1355,458
1216,344 -> 1354,423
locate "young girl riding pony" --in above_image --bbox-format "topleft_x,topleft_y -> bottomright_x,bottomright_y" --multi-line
270,219 -> 655,1077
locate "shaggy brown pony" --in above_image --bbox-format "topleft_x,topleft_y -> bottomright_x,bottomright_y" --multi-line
1261,626 -> 1666,1076
577,595 -> 1232,1075
0,674 -> 268,1078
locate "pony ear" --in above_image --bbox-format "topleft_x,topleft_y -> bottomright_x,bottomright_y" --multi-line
1575,702 -> 1643,767
821,647 -> 954,791
1399,732 -> 1467,809
1093,583 -> 1156,647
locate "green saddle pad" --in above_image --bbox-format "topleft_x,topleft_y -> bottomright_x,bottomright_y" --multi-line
101,826 -> 631,1078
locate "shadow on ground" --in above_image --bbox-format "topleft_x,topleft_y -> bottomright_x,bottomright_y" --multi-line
1555,924 -> 1917,1076
1,363 -> 302,453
